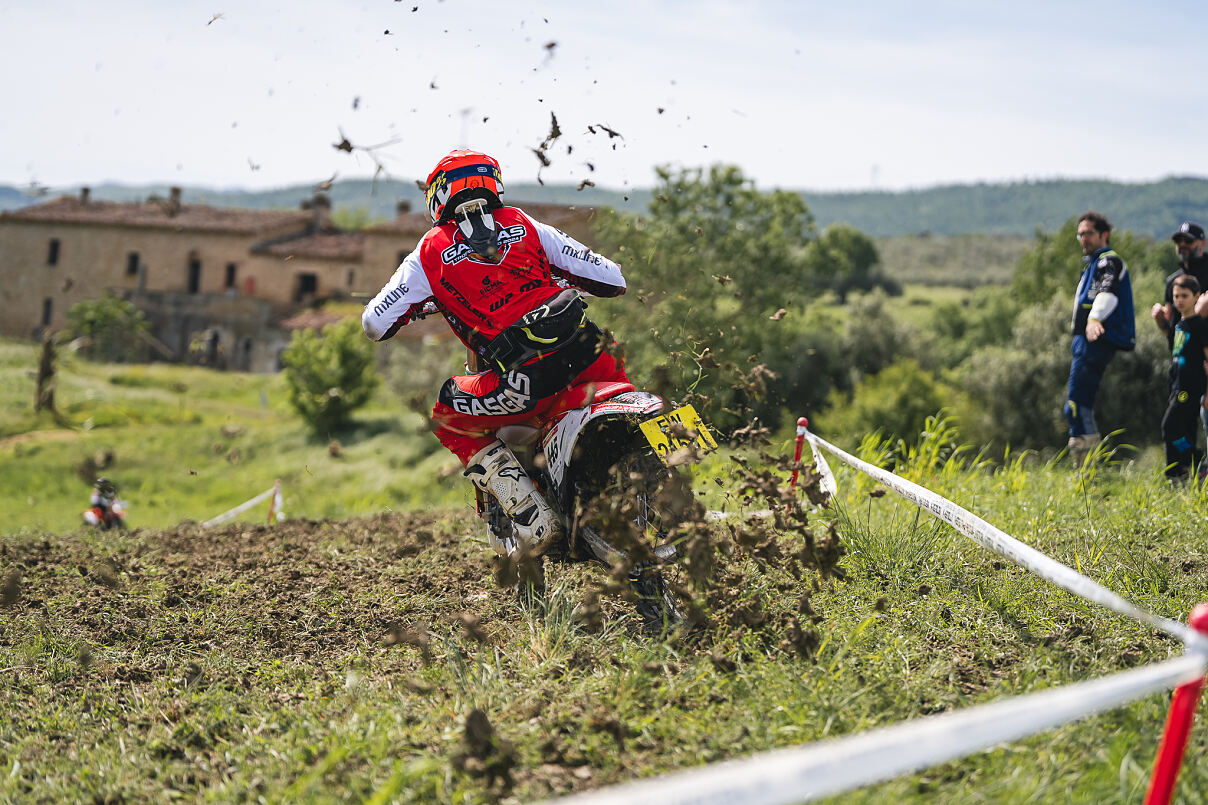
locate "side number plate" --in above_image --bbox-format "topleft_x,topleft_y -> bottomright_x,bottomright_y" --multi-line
639,404 -> 718,464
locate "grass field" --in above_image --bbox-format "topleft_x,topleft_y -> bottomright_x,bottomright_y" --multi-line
0,340 -> 467,534
4,340 -> 1208,803
874,233 -> 1031,288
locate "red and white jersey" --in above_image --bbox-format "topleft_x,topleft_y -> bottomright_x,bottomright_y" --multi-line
362,206 -> 626,353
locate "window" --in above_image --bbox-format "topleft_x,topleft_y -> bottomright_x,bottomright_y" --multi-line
126,252 -> 139,276
41,298 -> 53,326
47,239 -> 60,266
347,269 -> 355,288
187,256 -> 202,294
295,273 -> 318,302
225,263 -> 237,289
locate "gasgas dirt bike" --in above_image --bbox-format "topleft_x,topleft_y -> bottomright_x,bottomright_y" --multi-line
83,499 -> 127,530
420,302 -> 718,629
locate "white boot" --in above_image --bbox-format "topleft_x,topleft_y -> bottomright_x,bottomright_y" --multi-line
465,440 -> 562,555
1068,432 -> 1101,468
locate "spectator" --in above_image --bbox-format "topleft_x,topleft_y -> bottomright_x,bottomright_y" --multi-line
1150,221 -> 1208,349
1065,211 -> 1135,467
1161,274 -> 1208,482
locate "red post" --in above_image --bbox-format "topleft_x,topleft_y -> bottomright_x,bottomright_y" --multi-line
789,417 -> 808,489
1145,602 -> 1208,805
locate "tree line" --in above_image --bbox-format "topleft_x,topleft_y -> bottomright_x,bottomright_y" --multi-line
55,165 -> 1182,459
10,175 -> 1208,239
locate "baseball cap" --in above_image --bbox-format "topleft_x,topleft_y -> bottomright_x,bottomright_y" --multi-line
1172,221 -> 1206,241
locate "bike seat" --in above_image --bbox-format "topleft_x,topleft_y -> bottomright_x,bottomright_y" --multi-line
548,380 -> 636,415
588,381 -> 638,402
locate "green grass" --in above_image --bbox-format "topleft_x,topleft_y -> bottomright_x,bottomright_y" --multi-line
0,339 -> 466,533
4,339 -> 1208,803
874,233 -> 1030,288
881,283 -> 974,328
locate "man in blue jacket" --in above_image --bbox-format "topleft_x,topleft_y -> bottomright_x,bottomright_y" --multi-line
1066,210 -> 1135,467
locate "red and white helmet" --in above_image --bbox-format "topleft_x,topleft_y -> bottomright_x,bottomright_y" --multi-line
424,150 -> 504,224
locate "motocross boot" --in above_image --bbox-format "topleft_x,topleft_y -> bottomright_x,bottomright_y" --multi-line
465,440 -> 562,555
1067,432 -> 1101,469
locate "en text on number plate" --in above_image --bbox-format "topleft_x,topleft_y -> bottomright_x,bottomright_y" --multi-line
639,404 -> 718,463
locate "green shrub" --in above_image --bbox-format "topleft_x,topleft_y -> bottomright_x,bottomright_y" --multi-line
64,292 -> 149,362
820,359 -> 951,446
281,318 -> 379,436
952,294 -> 1168,452
589,164 -> 902,432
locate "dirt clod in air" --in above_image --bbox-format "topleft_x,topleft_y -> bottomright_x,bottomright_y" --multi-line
453,708 -> 516,794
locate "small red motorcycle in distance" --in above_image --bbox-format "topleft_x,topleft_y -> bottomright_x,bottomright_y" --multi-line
83,499 -> 127,530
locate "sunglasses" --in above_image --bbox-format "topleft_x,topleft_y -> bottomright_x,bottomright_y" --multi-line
1174,237 -> 1196,245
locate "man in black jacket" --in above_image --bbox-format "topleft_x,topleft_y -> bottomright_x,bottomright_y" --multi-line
1152,221 -> 1208,472
1151,221 -> 1208,349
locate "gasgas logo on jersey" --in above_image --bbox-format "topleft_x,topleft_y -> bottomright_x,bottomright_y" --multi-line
441,224 -> 527,265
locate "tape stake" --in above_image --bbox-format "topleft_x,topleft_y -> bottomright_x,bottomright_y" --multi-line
790,417 -> 808,489
1145,602 -> 1208,805
267,479 -> 284,524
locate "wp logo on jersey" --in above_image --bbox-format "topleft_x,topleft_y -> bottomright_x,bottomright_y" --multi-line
441,224 -> 527,265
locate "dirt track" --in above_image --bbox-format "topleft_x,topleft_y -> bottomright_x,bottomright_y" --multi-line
1,510 -> 516,674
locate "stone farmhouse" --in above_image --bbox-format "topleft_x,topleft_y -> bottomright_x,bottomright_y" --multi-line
0,187 -> 599,371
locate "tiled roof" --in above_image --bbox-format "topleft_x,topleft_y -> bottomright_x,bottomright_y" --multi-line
0,195 -> 311,234
254,230 -> 365,261
363,203 -> 598,237
365,211 -> 433,236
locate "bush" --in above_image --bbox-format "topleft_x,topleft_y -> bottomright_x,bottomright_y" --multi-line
589,165 -> 903,432
65,292 -> 149,362
282,318 -> 379,436
380,335 -> 466,418
952,294 -> 1168,452
819,359 -> 951,446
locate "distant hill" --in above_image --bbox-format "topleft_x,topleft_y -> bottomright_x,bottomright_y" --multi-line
5,176 -> 1208,239
802,177 -> 1208,239
0,185 -> 37,212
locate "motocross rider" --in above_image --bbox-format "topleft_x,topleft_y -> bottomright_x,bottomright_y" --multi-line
83,477 -> 118,527
362,150 -> 630,556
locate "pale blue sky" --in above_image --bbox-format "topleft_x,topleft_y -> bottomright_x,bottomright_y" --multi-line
2,0 -> 1203,192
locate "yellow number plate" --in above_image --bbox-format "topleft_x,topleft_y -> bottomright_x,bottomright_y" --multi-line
639,404 -> 718,464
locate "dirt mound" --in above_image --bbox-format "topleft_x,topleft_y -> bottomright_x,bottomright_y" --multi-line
1,510 -> 496,680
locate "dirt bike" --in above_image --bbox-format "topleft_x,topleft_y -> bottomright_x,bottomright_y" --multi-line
484,379 -> 716,629
83,500 -> 127,530
420,303 -> 718,629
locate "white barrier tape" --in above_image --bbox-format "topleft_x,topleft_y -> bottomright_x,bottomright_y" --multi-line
548,651 -> 1206,805
201,486 -> 277,528
805,433 -> 837,502
805,430 -> 1200,648
705,509 -> 772,520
